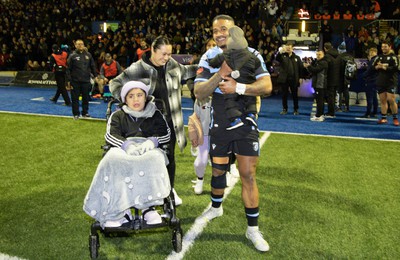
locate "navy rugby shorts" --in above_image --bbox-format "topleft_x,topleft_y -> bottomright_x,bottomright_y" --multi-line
209,93 -> 260,157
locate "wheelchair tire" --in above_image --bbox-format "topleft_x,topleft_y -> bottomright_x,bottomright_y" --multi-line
89,234 -> 99,259
172,227 -> 183,253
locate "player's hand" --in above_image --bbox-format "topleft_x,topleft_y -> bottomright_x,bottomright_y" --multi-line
218,77 -> 236,94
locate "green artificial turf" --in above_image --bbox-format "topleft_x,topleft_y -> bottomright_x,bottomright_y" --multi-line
0,113 -> 399,259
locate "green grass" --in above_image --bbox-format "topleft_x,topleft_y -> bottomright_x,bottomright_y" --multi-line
0,113 -> 399,259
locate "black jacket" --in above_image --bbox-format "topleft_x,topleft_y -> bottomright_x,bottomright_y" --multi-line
372,53 -> 399,89
363,55 -> 378,87
66,50 -> 97,83
324,48 -> 341,87
307,57 -> 328,89
338,52 -> 354,85
105,103 -> 170,149
275,51 -> 303,85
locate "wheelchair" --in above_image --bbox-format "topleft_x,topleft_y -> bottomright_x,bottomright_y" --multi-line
88,190 -> 183,259
88,98 -> 182,259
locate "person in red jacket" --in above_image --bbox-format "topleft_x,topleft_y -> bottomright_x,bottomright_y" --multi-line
95,53 -> 123,98
49,44 -> 71,106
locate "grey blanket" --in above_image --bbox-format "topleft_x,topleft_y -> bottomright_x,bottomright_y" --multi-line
83,147 -> 170,226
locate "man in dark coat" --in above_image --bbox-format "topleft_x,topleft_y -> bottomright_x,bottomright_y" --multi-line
304,50 -> 329,122
275,42 -> 304,115
323,42 -> 340,117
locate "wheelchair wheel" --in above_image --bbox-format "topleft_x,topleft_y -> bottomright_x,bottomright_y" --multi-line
89,234 -> 99,259
172,227 -> 183,253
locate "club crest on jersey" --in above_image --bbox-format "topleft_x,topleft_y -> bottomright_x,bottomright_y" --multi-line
211,143 -> 216,150
253,142 -> 259,151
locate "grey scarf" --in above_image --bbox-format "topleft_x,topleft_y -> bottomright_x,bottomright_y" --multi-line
122,101 -> 156,119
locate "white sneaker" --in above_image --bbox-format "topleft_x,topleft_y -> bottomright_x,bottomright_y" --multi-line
245,226 -> 270,252
143,208 -> 162,225
172,188 -> 182,206
192,179 -> 203,194
104,210 -> 131,228
310,115 -> 325,122
197,206 -> 223,223
230,163 -> 240,178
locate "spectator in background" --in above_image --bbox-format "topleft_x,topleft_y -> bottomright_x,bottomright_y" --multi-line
266,0 -> 279,19
322,10 -> 331,20
116,45 -> 129,69
345,29 -> 357,56
66,39 -> 97,120
323,42 -> 340,118
355,35 -> 369,58
333,10 -> 341,19
356,10 -> 365,20
276,43 -> 304,115
320,20 -> 333,45
0,47 -> 9,71
304,50 -> 329,122
370,0 -> 381,18
49,44 -> 71,106
94,53 -> 123,98
136,38 -> 150,60
362,47 -> 379,118
337,43 -> 355,112
343,10 -> 353,19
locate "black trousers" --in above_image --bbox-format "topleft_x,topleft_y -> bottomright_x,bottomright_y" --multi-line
280,79 -> 299,110
70,81 -> 91,116
337,84 -> 350,109
53,72 -> 71,105
166,122 -> 176,188
315,88 -> 325,117
326,86 -> 337,116
365,84 -> 378,115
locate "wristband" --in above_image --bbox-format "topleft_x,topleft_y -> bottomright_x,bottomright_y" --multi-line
235,83 -> 246,95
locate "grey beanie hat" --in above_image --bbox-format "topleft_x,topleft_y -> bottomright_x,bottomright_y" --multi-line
227,26 -> 248,50
120,81 -> 150,103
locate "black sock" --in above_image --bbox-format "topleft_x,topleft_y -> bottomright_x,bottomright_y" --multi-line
245,207 -> 259,226
211,193 -> 223,208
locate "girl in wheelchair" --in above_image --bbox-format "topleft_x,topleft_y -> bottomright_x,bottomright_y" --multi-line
83,80 -> 171,228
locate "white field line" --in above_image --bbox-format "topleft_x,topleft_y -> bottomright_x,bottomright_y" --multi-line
166,131 -> 271,260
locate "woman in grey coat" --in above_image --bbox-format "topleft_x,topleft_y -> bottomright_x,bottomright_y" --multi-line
110,36 -> 197,205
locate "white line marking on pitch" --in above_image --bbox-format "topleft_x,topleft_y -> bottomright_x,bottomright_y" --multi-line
166,131 -> 271,260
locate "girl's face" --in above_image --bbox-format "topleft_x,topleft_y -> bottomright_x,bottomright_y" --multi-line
206,39 -> 216,50
150,44 -> 172,66
125,88 -> 146,111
